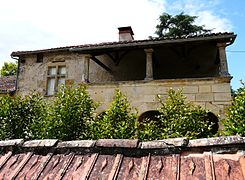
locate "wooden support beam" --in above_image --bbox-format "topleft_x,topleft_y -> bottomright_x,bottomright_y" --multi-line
168,45 -> 196,61
91,56 -> 111,72
106,51 -> 129,66
105,53 -> 117,64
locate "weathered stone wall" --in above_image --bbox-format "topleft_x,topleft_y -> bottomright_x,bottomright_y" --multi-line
89,55 -> 115,83
88,77 -> 232,118
17,52 -> 232,118
17,54 -> 46,96
17,53 -> 114,96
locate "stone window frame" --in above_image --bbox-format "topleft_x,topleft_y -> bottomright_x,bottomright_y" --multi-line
46,63 -> 67,96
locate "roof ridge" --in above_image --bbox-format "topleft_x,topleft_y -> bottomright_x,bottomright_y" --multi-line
0,136 -> 244,149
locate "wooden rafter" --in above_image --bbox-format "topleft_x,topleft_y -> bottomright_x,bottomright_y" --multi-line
106,51 -> 129,66
90,56 -> 111,72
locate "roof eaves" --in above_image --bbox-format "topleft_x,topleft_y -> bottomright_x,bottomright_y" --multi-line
72,35 -> 233,53
11,33 -> 236,56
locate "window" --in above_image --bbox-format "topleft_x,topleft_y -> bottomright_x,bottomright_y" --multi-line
47,66 -> 66,96
37,53 -> 43,63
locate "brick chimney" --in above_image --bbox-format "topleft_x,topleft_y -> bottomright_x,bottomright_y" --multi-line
118,26 -> 134,41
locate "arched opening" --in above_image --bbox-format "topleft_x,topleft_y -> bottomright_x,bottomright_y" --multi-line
138,110 -> 161,123
206,112 -> 219,134
138,110 -> 219,133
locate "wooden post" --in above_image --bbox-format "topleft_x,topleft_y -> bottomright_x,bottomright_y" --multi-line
144,48 -> 154,80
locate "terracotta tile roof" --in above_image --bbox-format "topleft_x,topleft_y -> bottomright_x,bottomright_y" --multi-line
11,32 -> 236,56
0,136 -> 245,179
0,76 -> 16,93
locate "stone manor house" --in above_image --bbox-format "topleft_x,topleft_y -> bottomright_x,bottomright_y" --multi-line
11,26 -> 236,120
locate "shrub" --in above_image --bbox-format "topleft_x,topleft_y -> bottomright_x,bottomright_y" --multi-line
223,82 -> 245,136
138,89 -> 216,140
45,84 -> 98,140
0,93 -> 47,140
90,89 -> 137,139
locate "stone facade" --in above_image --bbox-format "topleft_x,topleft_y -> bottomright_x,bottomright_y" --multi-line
88,77 -> 231,118
13,31 -> 236,119
16,51 -> 231,118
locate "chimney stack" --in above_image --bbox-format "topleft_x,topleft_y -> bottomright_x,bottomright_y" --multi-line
118,26 -> 134,41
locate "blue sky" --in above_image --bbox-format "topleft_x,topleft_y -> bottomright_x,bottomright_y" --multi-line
0,0 -> 244,89
221,1 -> 245,90
164,0 -> 245,90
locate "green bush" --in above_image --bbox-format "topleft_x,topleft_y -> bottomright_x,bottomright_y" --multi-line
0,93 -> 47,140
138,89 -> 216,140
45,84 -> 98,140
223,82 -> 245,136
90,89 -> 137,139
0,87 -> 221,141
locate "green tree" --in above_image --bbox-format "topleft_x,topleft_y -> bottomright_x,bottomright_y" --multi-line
155,12 -> 210,38
90,89 -> 137,139
45,84 -> 98,140
0,93 -> 47,140
138,89 -> 216,140
0,62 -> 17,76
223,81 -> 245,136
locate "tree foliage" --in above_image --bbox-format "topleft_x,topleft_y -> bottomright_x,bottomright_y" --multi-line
45,84 -> 98,140
90,89 -> 137,139
138,89 -> 216,140
0,61 -> 17,76
223,81 -> 245,136
1,84 -> 243,141
0,93 -> 47,139
155,12 -> 210,38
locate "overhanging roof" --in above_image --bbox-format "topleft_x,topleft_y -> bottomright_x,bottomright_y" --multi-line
11,32 -> 236,57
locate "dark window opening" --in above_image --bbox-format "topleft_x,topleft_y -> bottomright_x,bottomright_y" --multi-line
37,53 -> 43,63
20,57 -> 26,64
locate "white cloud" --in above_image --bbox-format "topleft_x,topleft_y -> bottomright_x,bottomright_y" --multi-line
196,11 -> 232,32
0,0 -> 166,67
165,0 -> 233,32
0,0 -> 234,68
